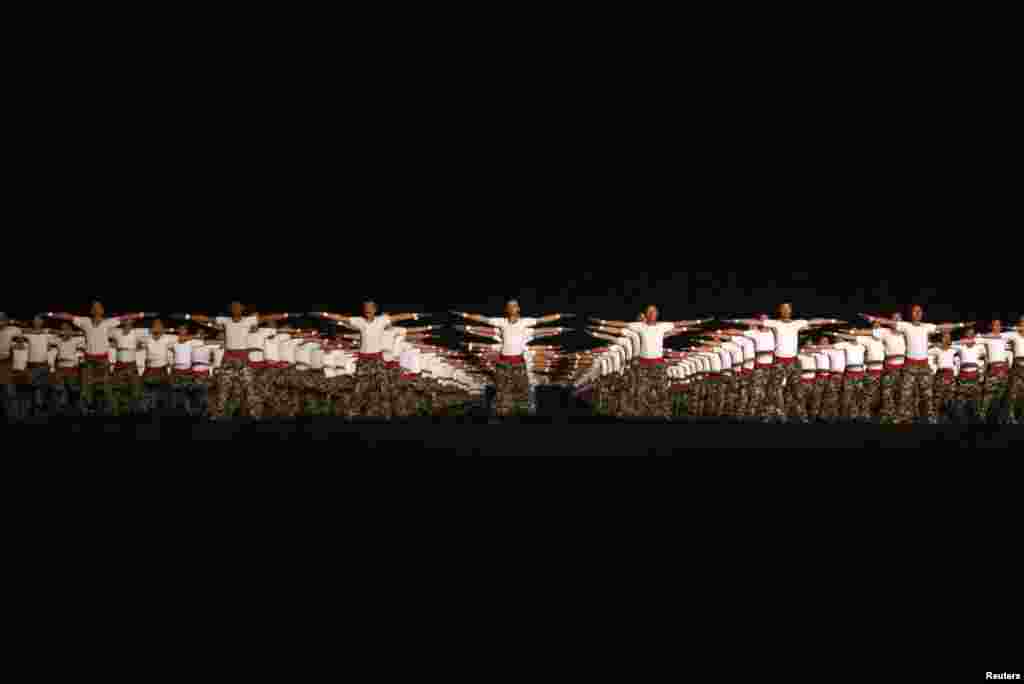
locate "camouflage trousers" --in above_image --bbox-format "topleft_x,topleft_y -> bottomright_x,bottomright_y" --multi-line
953,376 -> 982,421
211,360 -> 264,418
703,376 -> 722,417
350,358 -> 393,418
863,372 -> 882,419
879,368 -> 903,424
392,375 -> 432,417
932,373 -> 956,420
670,384 -> 690,418
789,380 -> 815,422
767,362 -> 801,420
842,375 -> 868,421
980,366 -> 1010,423
819,377 -> 842,422
746,368 -> 769,417
898,365 -> 936,423
634,363 -> 671,418
719,372 -> 737,417
807,378 -> 826,420
1007,362 -> 1024,420
494,363 -> 530,416
733,371 -> 751,418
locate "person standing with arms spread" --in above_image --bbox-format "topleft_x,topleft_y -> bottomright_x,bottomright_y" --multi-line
861,307 -> 971,423
176,302 -> 290,418
454,300 -> 571,417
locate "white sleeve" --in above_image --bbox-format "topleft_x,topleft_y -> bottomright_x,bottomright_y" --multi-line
521,317 -> 539,327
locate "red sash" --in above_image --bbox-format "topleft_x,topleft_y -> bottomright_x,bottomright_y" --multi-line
223,351 -> 248,363
358,352 -> 383,360
385,361 -> 400,369
638,357 -> 664,366
498,354 -> 525,365
905,358 -> 929,367
775,355 -> 797,366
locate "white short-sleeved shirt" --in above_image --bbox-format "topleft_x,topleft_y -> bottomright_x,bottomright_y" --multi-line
400,349 -> 421,373
264,334 -> 284,362
214,316 -> 259,352
380,327 -> 407,363
173,343 -> 194,370
55,338 -> 84,366
733,336 -> 756,362
704,352 -> 722,373
193,345 -> 213,368
141,335 -> 178,368
854,336 -> 886,364
248,330 -> 272,363
813,352 -> 831,372
895,322 -> 938,360
763,320 -> 809,358
279,339 -> 302,364
825,348 -> 847,373
722,342 -> 743,367
1007,332 -> 1024,358
347,315 -> 394,354
111,329 -> 139,363
744,329 -> 776,355
798,354 -> 817,379
23,332 -> 56,364
627,321 -> 675,359
72,317 -> 124,356
976,335 -> 1010,364
930,347 -> 956,370
485,317 -> 538,357
880,329 -> 907,357
954,343 -> 983,367
836,341 -> 865,367
0,326 -> 23,359
12,346 -> 29,371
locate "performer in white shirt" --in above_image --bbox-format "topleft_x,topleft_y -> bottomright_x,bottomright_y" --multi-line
862,306 -> 972,423
951,328 -> 985,422
10,316 -> 60,416
928,331 -> 958,422
177,302 -> 290,418
317,301 -> 426,418
44,303 -> 149,407
1005,316 -> 1024,424
724,305 -> 843,421
975,319 -> 1013,423
454,300 -> 571,417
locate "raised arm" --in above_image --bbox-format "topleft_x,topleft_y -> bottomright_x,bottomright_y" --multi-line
451,312 -> 494,326
666,326 -> 700,338
934,321 -> 975,333
670,318 -> 712,328
859,314 -> 900,329
719,318 -> 761,326
807,318 -> 846,327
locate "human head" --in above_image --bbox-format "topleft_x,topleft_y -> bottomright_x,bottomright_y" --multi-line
61,322 -> 73,337
779,303 -> 793,320
991,319 -> 1002,335
363,301 -> 378,319
91,301 -> 105,319
230,301 -> 243,320
505,300 -> 521,320
910,305 -> 924,323
644,305 -> 659,323
32,315 -> 44,330
941,331 -> 952,347
152,319 -> 164,337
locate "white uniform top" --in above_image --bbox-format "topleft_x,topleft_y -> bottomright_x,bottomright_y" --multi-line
0,326 -> 23,359
895,322 -> 938,360
798,354 -> 817,380
310,347 -> 325,370
142,335 -> 178,368
111,329 -> 139,363
813,352 -> 830,372
12,345 -> 29,371
825,348 -> 846,373
193,345 -> 214,369
347,315 -> 394,354
279,338 -> 301,365
264,334 -> 284,363
248,330 -> 272,363
722,342 -> 743,368
853,336 -> 886,365
929,347 -> 957,370
976,334 -> 1010,364
714,347 -> 732,371
954,343 -> 983,368
620,329 -> 640,359
296,342 -> 318,369
22,331 -> 55,364
744,330 -> 776,363
214,315 -> 259,352
399,348 -> 421,373
484,316 -> 538,357
627,321 -> 675,359
880,329 -> 907,358
172,342 -> 193,370
1007,332 -> 1024,359
733,336 -> 756,363
836,341 -> 865,367
72,317 -> 124,356
380,327 -> 406,363
212,346 -> 225,369
763,320 -> 809,358
55,338 -> 84,367
704,352 -> 722,373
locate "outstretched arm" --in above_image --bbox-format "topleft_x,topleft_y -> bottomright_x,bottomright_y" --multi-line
807,318 -> 846,327
934,321 -> 974,333
859,314 -> 900,329
666,326 -> 700,338
589,318 -> 633,328
451,311 -> 494,325
535,313 -> 574,324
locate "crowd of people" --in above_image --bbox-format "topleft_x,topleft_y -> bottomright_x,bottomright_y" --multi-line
2,300 -> 1021,424
573,305 -> 1024,424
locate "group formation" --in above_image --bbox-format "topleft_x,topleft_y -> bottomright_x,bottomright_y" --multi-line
573,304 -> 1024,424
1,300 -> 1021,424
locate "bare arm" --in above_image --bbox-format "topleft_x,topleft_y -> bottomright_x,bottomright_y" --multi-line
859,314 -> 899,329
451,312 -> 493,325
589,318 -> 633,328
935,321 -> 974,332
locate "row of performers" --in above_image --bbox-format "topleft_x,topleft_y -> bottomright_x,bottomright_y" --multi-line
571,306 -> 1024,423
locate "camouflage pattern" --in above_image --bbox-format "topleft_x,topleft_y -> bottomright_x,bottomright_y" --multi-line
211,359 -> 264,418
863,372 -> 882,420
634,362 -> 671,418
733,371 -> 750,418
980,364 -> 1010,423
808,377 -> 827,421
350,357 -> 393,418
787,379 -> 811,422
719,371 -> 737,417
842,374 -> 867,421
494,362 -> 530,417
1008,360 -> 1024,422
953,374 -> 982,421
819,376 -> 842,422
879,367 -> 903,424
932,372 -> 956,420
897,364 -> 935,423
746,368 -> 769,418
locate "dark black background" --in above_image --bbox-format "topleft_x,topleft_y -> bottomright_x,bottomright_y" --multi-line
7,22 -> 1017,355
